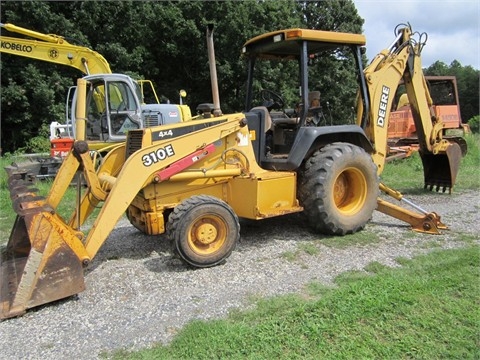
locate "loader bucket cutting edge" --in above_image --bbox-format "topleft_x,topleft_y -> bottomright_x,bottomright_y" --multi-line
420,142 -> 462,193
1,210 -> 86,320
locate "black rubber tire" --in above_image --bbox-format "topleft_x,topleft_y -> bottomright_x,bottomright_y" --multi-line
167,195 -> 240,268
298,142 -> 379,235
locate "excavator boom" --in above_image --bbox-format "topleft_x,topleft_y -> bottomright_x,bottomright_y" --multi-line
0,22 -> 111,75
0,22 -> 160,105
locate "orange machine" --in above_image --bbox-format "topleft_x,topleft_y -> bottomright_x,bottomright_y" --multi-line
387,76 -> 468,160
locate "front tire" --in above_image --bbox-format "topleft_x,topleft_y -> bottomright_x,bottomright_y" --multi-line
298,142 -> 379,235
167,195 -> 240,268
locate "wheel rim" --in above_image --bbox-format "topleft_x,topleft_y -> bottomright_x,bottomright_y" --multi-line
188,214 -> 227,255
333,167 -> 367,215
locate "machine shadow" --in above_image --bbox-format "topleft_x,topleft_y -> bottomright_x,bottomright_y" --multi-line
86,212 -> 322,275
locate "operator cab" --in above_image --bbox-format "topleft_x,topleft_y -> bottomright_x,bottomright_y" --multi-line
69,74 -> 192,146
242,28 -> 372,170
69,74 -> 143,143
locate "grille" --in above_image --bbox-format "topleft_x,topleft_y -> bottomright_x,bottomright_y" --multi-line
143,112 -> 160,128
126,130 -> 144,158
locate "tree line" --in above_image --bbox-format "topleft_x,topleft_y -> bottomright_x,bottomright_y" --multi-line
1,0 -> 478,154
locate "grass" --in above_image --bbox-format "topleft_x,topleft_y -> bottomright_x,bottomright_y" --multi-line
282,242 -> 320,262
110,245 -> 479,359
104,134 -> 477,358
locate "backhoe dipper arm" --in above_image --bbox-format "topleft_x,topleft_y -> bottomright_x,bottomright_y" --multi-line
0,22 -> 111,75
362,24 -> 462,192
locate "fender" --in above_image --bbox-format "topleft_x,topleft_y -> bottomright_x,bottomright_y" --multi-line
261,125 -> 374,171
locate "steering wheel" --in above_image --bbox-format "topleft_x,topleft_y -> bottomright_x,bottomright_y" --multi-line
260,89 -> 285,110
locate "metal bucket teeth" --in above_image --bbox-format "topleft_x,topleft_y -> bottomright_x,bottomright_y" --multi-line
6,175 -> 48,216
7,172 -> 34,186
420,142 -> 462,194
9,185 -> 40,198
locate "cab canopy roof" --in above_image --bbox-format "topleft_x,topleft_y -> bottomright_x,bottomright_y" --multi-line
242,28 -> 366,59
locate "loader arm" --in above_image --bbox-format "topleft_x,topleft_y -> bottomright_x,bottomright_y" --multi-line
80,115 -> 245,258
1,109 -> 246,319
360,24 -> 463,192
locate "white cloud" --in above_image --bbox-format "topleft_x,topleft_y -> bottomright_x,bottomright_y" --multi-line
354,0 -> 480,68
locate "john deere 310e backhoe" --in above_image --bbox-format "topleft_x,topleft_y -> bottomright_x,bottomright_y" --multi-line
0,23 -> 464,319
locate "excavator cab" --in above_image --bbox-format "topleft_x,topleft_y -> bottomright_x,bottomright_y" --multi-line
67,73 -> 192,149
69,74 -> 143,143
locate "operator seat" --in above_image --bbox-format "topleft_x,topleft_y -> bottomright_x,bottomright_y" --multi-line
250,106 -> 272,132
308,91 -> 321,108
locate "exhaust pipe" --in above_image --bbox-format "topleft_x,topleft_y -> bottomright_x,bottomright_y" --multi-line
206,24 -> 222,116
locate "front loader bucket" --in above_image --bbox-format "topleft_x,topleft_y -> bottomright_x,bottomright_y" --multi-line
1,176 -> 87,320
420,141 -> 463,193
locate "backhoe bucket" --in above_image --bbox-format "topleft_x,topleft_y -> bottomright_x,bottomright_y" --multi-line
1,177 -> 87,320
420,141 -> 463,193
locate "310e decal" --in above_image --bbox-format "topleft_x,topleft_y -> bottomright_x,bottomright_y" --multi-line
142,144 -> 175,167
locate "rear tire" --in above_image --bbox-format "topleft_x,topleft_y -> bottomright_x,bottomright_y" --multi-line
298,142 -> 378,235
167,195 -> 240,268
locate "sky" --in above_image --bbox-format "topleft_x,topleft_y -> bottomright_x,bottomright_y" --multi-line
353,0 -> 480,69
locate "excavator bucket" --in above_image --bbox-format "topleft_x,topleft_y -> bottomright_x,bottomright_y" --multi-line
0,175 -> 87,320
420,141 -> 463,193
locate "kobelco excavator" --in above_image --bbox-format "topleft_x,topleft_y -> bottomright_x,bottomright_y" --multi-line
0,22 -> 192,167
0,23 -> 464,319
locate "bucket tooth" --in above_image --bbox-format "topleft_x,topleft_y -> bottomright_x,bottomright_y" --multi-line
9,185 -> 39,197
8,179 -> 31,190
10,187 -> 40,203
12,196 -> 51,216
7,173 -> 34,187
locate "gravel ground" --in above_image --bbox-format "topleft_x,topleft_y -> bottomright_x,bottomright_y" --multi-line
0,189 -> 478,359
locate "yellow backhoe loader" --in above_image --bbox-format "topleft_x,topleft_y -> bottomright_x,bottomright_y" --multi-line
0,24 -> 464,319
